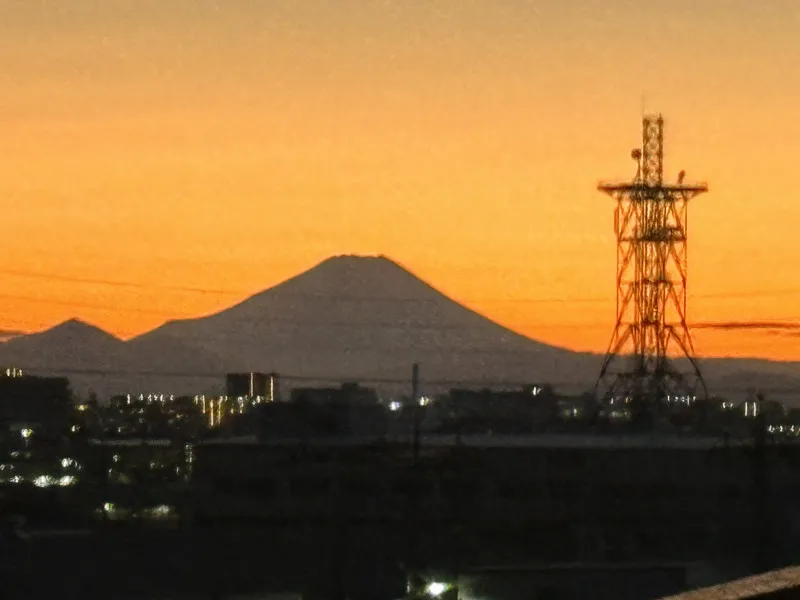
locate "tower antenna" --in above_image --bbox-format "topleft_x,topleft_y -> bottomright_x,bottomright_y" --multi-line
594,113 -> 708,407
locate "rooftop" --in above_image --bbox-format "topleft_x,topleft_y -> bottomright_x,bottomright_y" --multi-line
658,565 -> 800,600
199,433 -> 753,450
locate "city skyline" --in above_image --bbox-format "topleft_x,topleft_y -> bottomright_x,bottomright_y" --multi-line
2,1 -> 799,360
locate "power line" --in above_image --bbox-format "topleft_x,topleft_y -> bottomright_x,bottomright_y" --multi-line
1,311 -> 797,342
1,290 -> 799,331
4,311 -> 768,343
0,267 -> 246,295
3,269 -> 800,344
11,366 -> 799,395
3,265 -> 800,304
0,310 -> 607,335
0,292 -> 180,317
2,367 -> 594,388
1,312 -> 797,351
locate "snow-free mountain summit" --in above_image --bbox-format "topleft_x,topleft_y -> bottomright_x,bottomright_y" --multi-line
134,255 -> 598,390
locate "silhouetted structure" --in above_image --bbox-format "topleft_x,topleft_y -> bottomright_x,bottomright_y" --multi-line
291,382 -> 378,406
194,433 -> 800,570
595,114 -> 708,405
0,371 -> 72,431
225,372 -> 278,401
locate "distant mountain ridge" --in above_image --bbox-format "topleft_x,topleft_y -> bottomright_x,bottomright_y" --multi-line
1,254 -> 799,402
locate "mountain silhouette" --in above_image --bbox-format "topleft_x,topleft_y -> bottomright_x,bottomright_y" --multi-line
1,255 -> 799,401
133,254 -> 600,393
0,319 -> 125,370
0,318 -> 223,398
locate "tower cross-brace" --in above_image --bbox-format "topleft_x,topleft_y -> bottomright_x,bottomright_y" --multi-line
595,114 -> 708,402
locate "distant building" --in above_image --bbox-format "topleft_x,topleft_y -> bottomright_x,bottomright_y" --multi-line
226,372 -> 279,401
438,386 -> 558,433
212,383 -> 387,438
291,382 -> 378,406
0,371 -> 72,431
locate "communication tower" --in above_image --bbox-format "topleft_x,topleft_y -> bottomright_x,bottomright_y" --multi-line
595,114 -> 708,403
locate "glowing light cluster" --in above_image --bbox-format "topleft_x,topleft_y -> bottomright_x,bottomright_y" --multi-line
125,393 -> 175,405
768,425 -> 800,436
194,394 -> 265,428
32,475 -> 76,487
666,395 -> 697,405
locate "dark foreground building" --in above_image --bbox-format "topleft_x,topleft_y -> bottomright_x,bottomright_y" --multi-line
1,529 -> 721,600
0,372 -> 72,431
194,433 -> 800,566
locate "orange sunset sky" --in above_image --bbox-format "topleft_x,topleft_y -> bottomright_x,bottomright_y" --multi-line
1,0 -> 799,360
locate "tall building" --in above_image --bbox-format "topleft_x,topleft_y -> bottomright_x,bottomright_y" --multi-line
0,370 -> 72,431
225,372 -> 279,401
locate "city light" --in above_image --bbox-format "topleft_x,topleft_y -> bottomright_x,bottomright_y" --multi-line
425,582 -> 448,597
33,474 -> 77,488
666,395 -> 697,405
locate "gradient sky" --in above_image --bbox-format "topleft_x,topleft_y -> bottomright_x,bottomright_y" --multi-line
1,0 -> 799,359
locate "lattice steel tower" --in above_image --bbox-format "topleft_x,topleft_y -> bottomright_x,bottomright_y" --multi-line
595,114 -> 708,403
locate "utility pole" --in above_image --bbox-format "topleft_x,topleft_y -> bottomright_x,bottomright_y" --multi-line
752,393 -> 769,573
412,363 -> 421,465
332,440 -> 347,600
406,363 -> 422,599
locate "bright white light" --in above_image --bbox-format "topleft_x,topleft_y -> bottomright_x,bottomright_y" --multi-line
151,505 -> 173,516
58,475 -> 76,487
419,396 -> 432,407
33,475 -> 54,488
20,428 -> 32,439
389,401 -> 402,412
426,582 -> 448,597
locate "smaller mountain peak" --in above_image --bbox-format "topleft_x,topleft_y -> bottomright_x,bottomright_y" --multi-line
51,318 -> 98,331
42,319 -> 121,342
